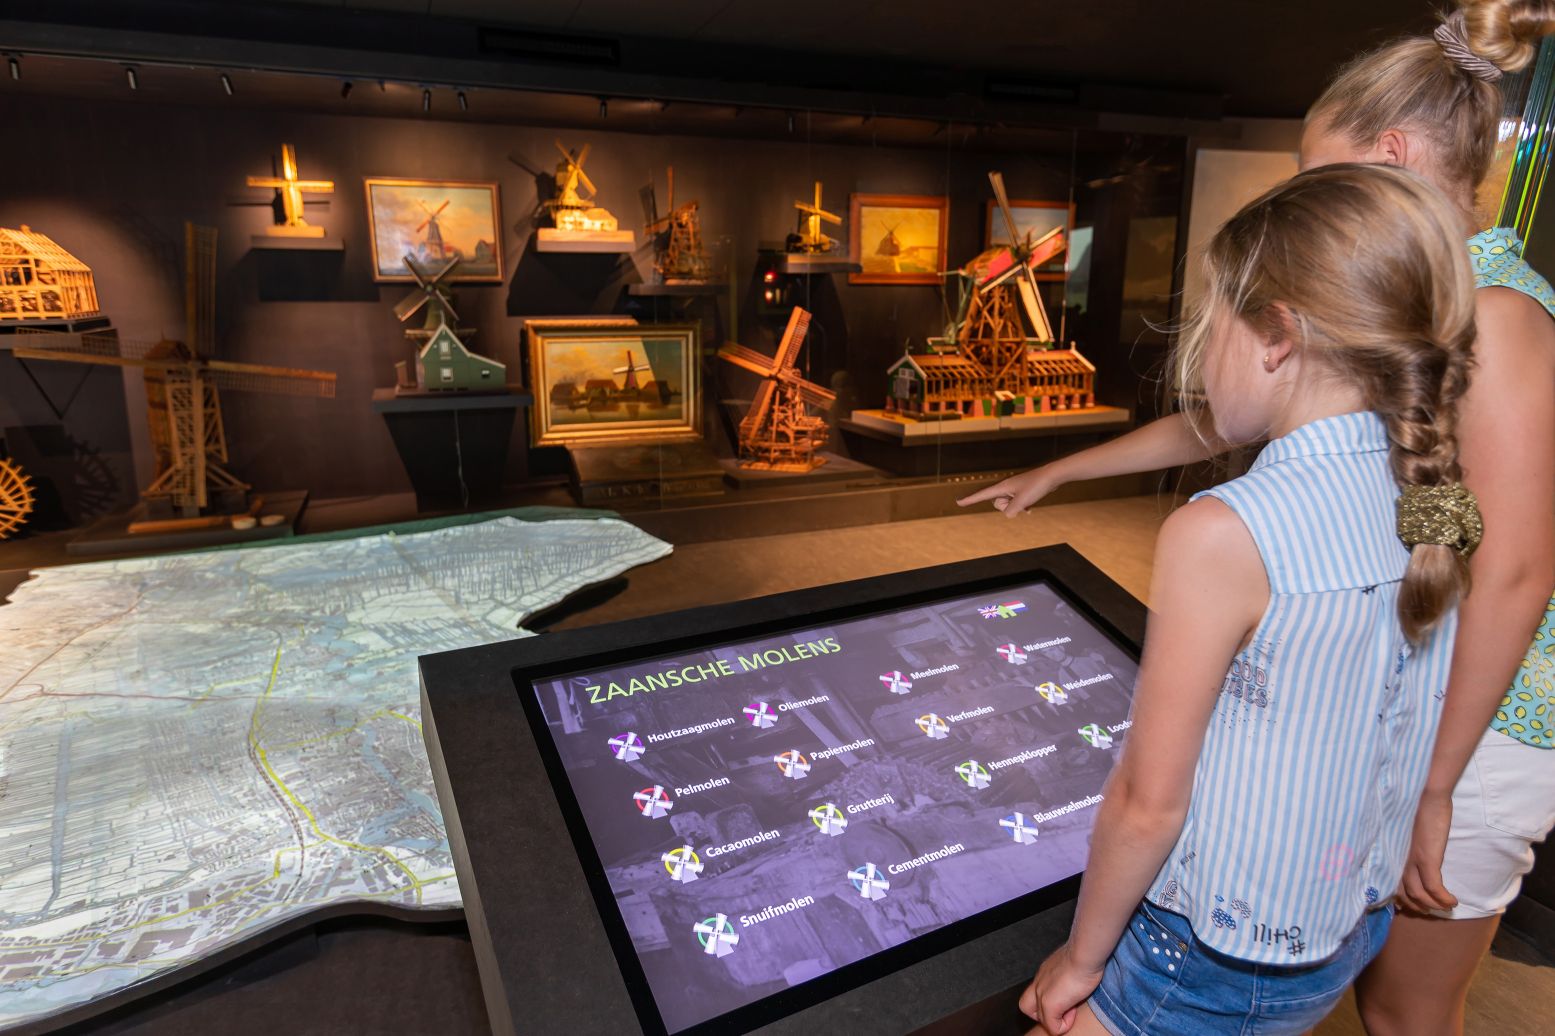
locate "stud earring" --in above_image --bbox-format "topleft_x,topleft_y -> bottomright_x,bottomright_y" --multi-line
1263,353 -> 1276,372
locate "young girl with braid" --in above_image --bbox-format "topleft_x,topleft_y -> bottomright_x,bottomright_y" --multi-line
965,4 -> 1555,1033
1019,164 -> 1481,1036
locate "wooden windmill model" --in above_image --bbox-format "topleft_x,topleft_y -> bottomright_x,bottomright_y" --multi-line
950,172 -> 1063,384
792,181 -> 842,254
12,223 -> 337,518
547,141 -> 619,232
644,166 -> 711,283
0,457 -> 34,539
718,307 -> 836,471
246,143 -> 333,238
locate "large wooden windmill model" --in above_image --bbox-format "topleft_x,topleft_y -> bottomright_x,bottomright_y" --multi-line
718,307 -> 836,471
547,140 -> 619,232
12,223 -> 336,516
950,172 -> 1063,382
644,166 -> 711,282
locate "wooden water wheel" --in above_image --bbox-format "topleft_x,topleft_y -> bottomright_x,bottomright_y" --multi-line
0,457 -> 35,539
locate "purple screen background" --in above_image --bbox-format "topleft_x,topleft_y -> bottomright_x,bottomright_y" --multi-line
532,580 -> 1137,1033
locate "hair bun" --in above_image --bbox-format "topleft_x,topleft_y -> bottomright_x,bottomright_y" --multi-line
1458,0 -> 1555,75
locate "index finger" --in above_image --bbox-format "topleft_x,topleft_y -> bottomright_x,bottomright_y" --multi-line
957,483 -> 1010,507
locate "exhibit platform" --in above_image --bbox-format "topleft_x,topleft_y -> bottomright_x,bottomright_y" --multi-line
718,451 -> 878,488
65,489 -> 309,557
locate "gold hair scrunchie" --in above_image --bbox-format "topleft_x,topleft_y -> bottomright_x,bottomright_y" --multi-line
1397,483 -> 1484,558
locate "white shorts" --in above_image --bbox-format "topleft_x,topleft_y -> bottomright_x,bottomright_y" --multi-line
1438,727 -> 1555,918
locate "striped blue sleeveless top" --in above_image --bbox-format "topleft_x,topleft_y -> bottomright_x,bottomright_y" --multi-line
1146,411 -> 1455,964
1469,228 -> 1555,749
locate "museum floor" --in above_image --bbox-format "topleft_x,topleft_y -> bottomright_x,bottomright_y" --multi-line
12,495 -> 1555,1035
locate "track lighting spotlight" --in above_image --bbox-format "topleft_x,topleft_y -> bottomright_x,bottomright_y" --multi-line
340,80 -> 353,100
458,90 -> 467,112
599,97 -> 608,118
422,88 -> 431,112
7,56 -> 18,82
125,66 -> 138,90
220,72 -> 233,96
787,112 -> 795,134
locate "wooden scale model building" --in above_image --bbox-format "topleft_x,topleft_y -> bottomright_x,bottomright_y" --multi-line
246,142 -> 334,239
0,225 -> 110,331
392,254 -> 505,393
643,166 -> 712,283
885,172 -> 1095,420
537,141 -> 634,250
718,307 -> 836,471
12,223 -> 337,521
0,457 -> 34,539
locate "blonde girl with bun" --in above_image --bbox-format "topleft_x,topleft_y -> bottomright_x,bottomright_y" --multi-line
963,5 -> 1555,1032
1022,163 -> 1480,1036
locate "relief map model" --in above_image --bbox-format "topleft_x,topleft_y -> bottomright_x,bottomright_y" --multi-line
533,580 -> 1138,1034
0,517 -> 671,1029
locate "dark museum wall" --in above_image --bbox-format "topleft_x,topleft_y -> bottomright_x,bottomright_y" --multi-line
0,91 -> 1181,507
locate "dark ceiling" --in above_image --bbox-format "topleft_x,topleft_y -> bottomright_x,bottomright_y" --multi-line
0,0 -> 1438,120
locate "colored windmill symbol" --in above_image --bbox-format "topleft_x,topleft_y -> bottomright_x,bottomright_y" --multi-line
956,760 -> 991,790
809,802 -> 848,836
848,862 -> 890,901
916,713 -> 950,739
694,914 -> 740,957
997,644 -> 1028,664
608,731 -> 645,762
634,785 -> 674,818
1001,812 -> 1040,845
743,701 -> 778,728
662,845 -> 704,883
774,750 -> 811,780
1078,723 -> 1114,749
1035,682 -> 1068,705
879,670 -> 913,695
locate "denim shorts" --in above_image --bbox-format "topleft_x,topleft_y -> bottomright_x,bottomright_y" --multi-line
1089,900 -> 1392,1036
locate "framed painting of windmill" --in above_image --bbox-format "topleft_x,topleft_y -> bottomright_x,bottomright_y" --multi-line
363,178 -> 503,283
526,322 -> 701,447
984,199 -> 1072,280
848,194 -> 949,285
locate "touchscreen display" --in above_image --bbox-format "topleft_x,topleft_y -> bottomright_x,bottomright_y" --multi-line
529,579 -> 1137,1034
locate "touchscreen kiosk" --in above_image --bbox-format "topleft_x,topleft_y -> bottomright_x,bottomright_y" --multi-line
421,545 -> 1146,1036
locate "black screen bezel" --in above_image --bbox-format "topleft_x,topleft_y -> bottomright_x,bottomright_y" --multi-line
511,565 -> 1139,1036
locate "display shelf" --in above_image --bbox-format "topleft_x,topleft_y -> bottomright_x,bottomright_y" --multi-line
625,281 -> 726,296
67,490 -> 309,556
775,253 -> 862,275
719,450 -> 880,488
249,235 -> 344,252
535,228 -> 636,253
843,405 -> 1130,444
371,385 -> 531,411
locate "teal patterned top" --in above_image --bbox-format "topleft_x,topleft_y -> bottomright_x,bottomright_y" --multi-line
1470,228 -> 1555,749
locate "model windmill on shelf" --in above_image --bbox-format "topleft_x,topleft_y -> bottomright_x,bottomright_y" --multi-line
884,171 -> 1094,421
392,254 -> 504,394
537,140 -> 634,252
643,166 -> 712,283
718,307 -> 836,471
790,181 -> 842,254
0,457 -> 34,539
246,143 -> 334,239
12,223 -> 337,520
